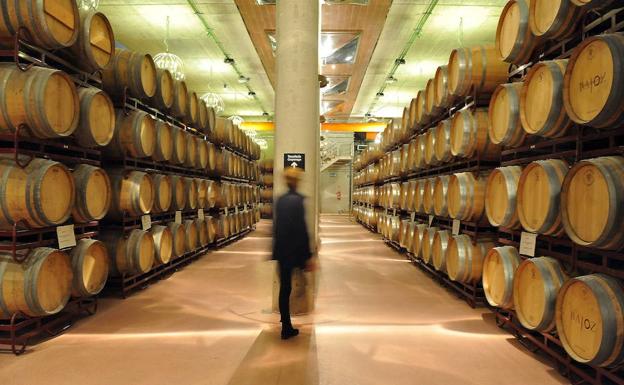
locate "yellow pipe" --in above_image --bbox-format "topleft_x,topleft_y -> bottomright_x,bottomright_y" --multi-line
240,122 -> 387,133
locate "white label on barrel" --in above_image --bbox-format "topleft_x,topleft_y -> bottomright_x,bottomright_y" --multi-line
519,231 -> 537,257
452,219 -> 461,235
175,211 -> 182,224
244,204 -> 247,211
235,206 -> 239,214
410,212 -> 416,222
57,225 -> 76,249
393,208 -> 397,216
198,209 -> 205,220
224,207 -> 228,215
428,215 -> 434,226
141,215 -> 152,230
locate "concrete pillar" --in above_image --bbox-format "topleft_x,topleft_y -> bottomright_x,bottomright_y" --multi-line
272,0 -> 320,315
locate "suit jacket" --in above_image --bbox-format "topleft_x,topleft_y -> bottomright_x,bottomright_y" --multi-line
272,189 -> 312,269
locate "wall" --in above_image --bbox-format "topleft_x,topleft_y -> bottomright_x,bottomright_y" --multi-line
320,163 -> 351,214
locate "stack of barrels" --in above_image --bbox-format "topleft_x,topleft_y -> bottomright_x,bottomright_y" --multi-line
0,0 -> 261,320
259,159 -> 274,219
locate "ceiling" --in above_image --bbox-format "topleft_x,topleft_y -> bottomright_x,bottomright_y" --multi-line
99,0 -> 507,121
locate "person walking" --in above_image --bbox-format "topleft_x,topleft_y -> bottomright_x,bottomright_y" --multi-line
272,167 -> 313,340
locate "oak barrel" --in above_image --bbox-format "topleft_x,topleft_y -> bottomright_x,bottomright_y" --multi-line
70,239 -> 109,297
206,216 -> 217,243
184,177 -> 198,210
556,274 -> 624,367
433,175 -> 450,217
446,235 -> 495,283
434,120 -> 453,163
106,169 -> 154,219
149,69 -> 174,111
152,174 -> 172,214
171,127 -> 187,165
183,219 -> 198,251
495,0 -> 538,65
488,82 -> 526,147
195,218 -> 209,247
414,134 -> 427,169
482,246 -> 521,309
68,11 -> 115,72
102,49 -> 157,99
434,65 -> 454,110
185,91 -> 199,126
424,127 -> 439,166
75,87 -> 115,147
409,97 -> 418,130
450,108 -> 501,160
422,178 -> 436,214
151,225 -> 173,265
561,156 -> 624,250
195,138 -> 209,170
105,109 -> 156,158
485,166 -> 522,228
206,180 -> 218,209
570,0 -> 624,10
152,120 -> 174,162
100,229 -> 154,276
448,44 -> 509,97
167,222 -> 186,258
563,33 -> 624,129
432,230 -> 451,272
513,256 -> 567,332
0,156 -> 75,229
0,65 -> 79,139
72,164 -> 111,223
529,0 -> 584,39
415,90 -> 431,127
170,175 -> 187,210
183,133 -> 198,168
0,0 -> 79,49
171,80 -> 188,119
447,172 -> 487,221
520,60 -> 572,138
517,159 -> 569,235
421,226 -> 439,264
0,247 -> 72,318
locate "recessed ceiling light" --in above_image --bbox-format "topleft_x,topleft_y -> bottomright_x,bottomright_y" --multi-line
238,75 -> 250,84
385,76 -> 398,84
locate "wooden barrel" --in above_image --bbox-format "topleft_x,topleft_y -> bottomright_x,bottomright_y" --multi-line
450,108 -> 500,160
401,107 -> 410,137
529,0 -> 584,39
421,227 -> 440,264
400,144 -> 409,175
0,65 -> 79,139
0,247 -> 72,318
206,142 -> 218,174
169,175 -> 186,210
389,183 -> 401,209
422,178 -> 436,214
425,78 -> 442,117
399,182 -> 409,210
206,106 -> 216,135
517,159 -> 569,235
185,91 -> 199,126
218,214 -> 230,238
197,100 -> 209,134
485,166 -> 522,228
0,0 -> 79,50
399,219 -> 410,248
405,222 -> 416,252
446,235 -> 494,283
488,83 -> 526,147
184,177 -> 198,210
415,90 -> 431,127
563,33 -> 624,129
151,225 -> 173,265
167,222 -> 186,258
570,0 -> 624,9
433,175 -> 450,217
152,121 -> 173,162
434,65 -> 454,110
171,80 -> 188,118
432,230 -> 451,272
228,213 -> 237,236
72,164 -> 111,223
413,179 -> 425,213
0,157 -> 75,229
152,174 -> 172,214
195,218 -> 209,247
195,138 -> 209,170
206,180 -> 218,209
496,0 -> 538,65
183,133 -> 198,168
193,178 -> 206,209
206,216 -> 217,243
75,87 -> 115,148
149,69 -> 174,110
448,44 -> 510,97
67,11 -> 115,73
482,246 -> 521,309
105,109 -> 156,158
434,120 -> 453,163
520,60 -> 572,138
513,256 -> 567,332
556,274 -> 624,367
406,180 -> 417,212
447,172 -> 486,221
171,128 -> 187,165
102,49 -> 157,99
106,169 -> 154,219
407,139 -> 417,172
409,97 -> 418,130
260,203 -> 272,219
70,239 -> 109,297
183,219 -> 198,251
414,134 -> 427,169
424,127 -> 438,166
100,229 -> 154,276
561,156 -> 624,250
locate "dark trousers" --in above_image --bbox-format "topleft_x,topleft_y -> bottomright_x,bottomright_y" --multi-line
278,263 -> 293,328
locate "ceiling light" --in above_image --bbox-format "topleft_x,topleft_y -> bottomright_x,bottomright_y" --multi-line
376,92 -> 384,97
238,76 -> 250,84
154,16 -> 185,81
248,91 -> 256,96
201,93 -> 225,114
385,76 -> 398,84
224,57 -> 235,64
228,115 -> 245,126
395,58 -> 406,65
79,0 -> 98,11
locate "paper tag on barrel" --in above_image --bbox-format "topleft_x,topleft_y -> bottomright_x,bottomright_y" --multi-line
56,224 -> 76,249
224,207 -> 228,215
393,208 -> 397,216
198,209 -> 205,220
244,204 -> 248,211
141,215 -> 152,230
428,215 -> 434,226
519,231 -> 537,257
452,219 -> 461,235
410,212 -> 416,222
175,211 -> 182,224
235,206 -> 239,214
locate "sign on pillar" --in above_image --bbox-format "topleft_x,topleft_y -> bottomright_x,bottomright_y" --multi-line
284,153 -> 305,170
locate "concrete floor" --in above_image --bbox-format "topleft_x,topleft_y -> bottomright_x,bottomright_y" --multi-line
0,215 -> 567,385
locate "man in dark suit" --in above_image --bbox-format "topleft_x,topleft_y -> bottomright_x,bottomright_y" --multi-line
272,167 -> 313,340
